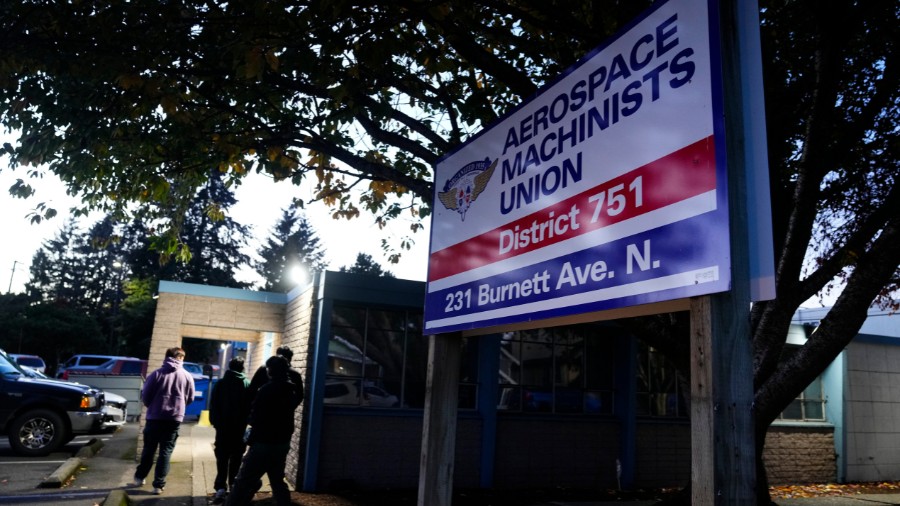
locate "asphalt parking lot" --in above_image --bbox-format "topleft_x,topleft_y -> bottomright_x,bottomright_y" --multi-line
0,433 -> 114,503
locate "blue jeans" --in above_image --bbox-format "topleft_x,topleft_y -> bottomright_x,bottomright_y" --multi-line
225,442 -> 291,506
135,419 -> 181,489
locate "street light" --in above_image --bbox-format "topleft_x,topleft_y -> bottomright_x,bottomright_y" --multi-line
288,264 -> 307,286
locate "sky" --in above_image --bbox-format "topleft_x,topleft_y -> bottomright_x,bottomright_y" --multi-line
0,136 -> 431,294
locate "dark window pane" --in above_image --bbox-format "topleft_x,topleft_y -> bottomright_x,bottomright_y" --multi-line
324,377 -> 361,406
555,388 -> 583,413
498,386 -> 521,411
585,391 -> 614,414
803,377 -> 823,401
403,335 -> 428,408
363,330 -> 404,382
458,384 -> 477,410
362,383 -> 400,407
782,400 -> 803,420
332,305 -> 366,329
368,309 -> 406,331
328,332 -> 364,376
523,388 -> 552,412
555,344 -> 584,387
460,338 -> 479,383
636,392 -> 650,416
499,338 -> 522,385
520,328 -> 553,344
520,341 -> 552,387
553,327 -> 584,346
585,338 -> 615,390
804,400 -> 824,420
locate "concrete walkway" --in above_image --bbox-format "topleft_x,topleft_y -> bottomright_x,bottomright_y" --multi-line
43,421 -> 900,505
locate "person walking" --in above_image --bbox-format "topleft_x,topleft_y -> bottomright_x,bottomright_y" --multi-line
131,346 -> 196,495
225,355 -> 302,506
209,356 -> 251,504
248,345 -> 304,405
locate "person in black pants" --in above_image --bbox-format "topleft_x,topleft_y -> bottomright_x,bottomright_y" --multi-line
209,356 -> 251,504
225,355 -> 302,506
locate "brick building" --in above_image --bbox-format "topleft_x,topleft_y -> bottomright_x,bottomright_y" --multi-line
146,273 -> 898,492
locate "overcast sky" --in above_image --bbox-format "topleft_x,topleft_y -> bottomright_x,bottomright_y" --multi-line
0,133 -> 430,294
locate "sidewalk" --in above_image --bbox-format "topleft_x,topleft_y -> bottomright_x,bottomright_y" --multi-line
63,421 -> 900,506
66,418 -> 270,506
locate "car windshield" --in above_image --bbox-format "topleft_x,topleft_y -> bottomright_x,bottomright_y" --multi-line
0,349 -> 26,375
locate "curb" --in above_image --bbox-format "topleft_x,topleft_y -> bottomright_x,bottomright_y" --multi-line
39,437 -> 104,488
39,457 -> 83,488
103,489 -> 132,506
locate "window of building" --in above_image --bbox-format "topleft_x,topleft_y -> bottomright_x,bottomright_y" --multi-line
326,304 -> 478,409
636,341 -> 688,418
497,324 -> 615,415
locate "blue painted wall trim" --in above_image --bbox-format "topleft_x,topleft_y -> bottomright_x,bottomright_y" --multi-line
614,333 -> 637,488
158,280 -> 287,304
823,351 -> 846,482
303,272 -> 331,491
853,333 -> 900,347
317,270 -> 426,307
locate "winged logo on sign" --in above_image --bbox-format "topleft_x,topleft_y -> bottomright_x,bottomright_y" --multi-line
437,158 -> 497,221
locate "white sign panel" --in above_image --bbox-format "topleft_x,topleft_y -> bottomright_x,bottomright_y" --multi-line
425,0 -> 729,334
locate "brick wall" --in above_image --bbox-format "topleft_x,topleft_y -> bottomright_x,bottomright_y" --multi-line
283,284 -> 317,489
763,426 -> 835,485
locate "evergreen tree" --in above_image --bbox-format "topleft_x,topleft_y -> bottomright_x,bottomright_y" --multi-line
340,253 -> 395,278
256,208 -> 327,292
167,171 -> 252,288
0,293 -> 30,353
25,218 -> 92,306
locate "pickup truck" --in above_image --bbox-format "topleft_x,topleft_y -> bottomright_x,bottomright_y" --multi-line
0,348 -> 107,456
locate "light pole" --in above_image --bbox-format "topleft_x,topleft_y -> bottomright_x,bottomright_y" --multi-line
111,260 -> 125,353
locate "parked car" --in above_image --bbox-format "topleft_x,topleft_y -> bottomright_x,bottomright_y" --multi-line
324,379 -> 400,407
0,348 -> 107,456
56,354 -> 134,379
98,390 -> 128,432
183,361 -> 218,381
84,357 -> 148,377
9,354 -> 47,374
17,365 -> 126,433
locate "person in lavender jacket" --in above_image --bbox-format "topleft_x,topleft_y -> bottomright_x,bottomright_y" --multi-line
131,347 -> 196,495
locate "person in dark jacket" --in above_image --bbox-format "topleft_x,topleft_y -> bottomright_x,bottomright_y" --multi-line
209,356 -> 251,504
225,355 -> 302,506
248,345 -> 304,406
132,347 -> 195,495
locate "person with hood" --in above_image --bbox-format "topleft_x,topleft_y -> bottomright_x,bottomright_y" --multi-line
247,344 -> 304,405
209,356 -> 251,504
131,346 -> 196,495
225,355 -> 302,506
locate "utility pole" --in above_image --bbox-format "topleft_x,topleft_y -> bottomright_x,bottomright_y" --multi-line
7,260 -> 21,294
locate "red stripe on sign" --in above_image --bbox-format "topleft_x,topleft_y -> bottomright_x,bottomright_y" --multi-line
429,136 -> 717,281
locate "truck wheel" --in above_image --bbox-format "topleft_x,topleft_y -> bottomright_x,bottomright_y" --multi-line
8,409 -> 68,456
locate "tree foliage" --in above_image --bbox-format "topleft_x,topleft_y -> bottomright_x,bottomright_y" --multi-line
339,252 -> 395,278
1,1 -> 899,503
15,174 -> 255,363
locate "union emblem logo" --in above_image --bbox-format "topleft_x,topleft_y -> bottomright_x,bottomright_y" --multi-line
437,157 -> 497,221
